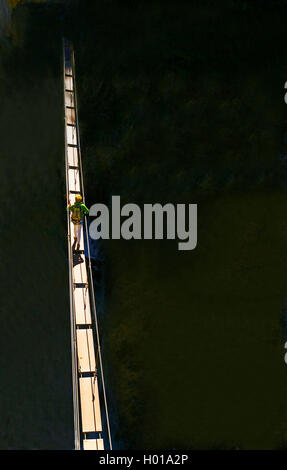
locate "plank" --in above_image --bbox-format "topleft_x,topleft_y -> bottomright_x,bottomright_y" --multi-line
66,125 -> 77,146
65,64 -> 72,75
76,328 -> 96,373
68,167 -> 81,193
72,256 -> 88,284
74,287 -> 92,325
66,106 -> 76,125
83,439 -> 104,450
65,75 -> 73,91
79,377 -> 102,433
67,146 -> 79,167
65,90 -> 75,107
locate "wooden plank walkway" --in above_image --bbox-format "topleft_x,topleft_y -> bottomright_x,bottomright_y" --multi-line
63,39 -> 105,451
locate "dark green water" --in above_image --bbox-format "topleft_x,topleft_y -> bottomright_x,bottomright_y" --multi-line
2,0 -> 287,450
0,5 -> 73,449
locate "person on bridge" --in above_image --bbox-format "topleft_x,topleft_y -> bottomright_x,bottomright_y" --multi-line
67,195 -> 89,250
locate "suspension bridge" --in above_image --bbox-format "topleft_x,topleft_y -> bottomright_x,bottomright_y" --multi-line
63,38 -> 112,451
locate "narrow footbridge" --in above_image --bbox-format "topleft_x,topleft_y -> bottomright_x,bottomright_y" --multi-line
63,39 -> 112,451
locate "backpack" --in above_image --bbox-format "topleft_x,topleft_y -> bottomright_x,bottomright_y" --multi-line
71,206 -> 81,223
